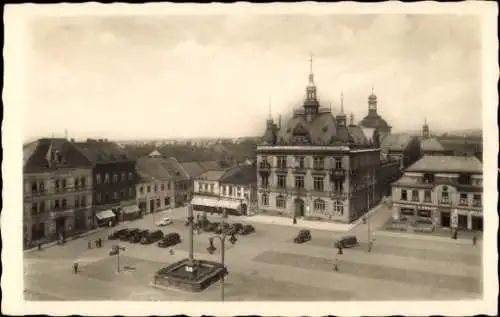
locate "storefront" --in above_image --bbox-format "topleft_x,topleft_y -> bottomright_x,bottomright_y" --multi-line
121,205 -> 142,221
471,216 -> 483,231
191,196 -> 242,215
96,209 -> 117,227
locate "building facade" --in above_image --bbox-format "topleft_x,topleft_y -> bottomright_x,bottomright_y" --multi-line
391,155 -> 483,231
23,138 -> 94,248
135,152 -> 175,214
162,157 -> 191,206
419,118 -> 453,156
380,133 -> 422,169
256,58 -> 386,223
191,165 -> 258,216
74,140 -> 137,215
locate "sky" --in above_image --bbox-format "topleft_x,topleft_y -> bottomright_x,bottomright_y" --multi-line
24,14 -> 482,140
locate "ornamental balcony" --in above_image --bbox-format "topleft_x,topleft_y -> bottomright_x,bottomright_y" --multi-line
329,168 -> 347,181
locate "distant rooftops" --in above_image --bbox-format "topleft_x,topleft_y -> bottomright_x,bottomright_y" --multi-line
406,155 -> 482,174
73,139 -> 131,163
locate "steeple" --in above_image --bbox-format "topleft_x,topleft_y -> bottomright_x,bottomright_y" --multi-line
422,117 -> 430,139
368,85 -> 378,115
336,90 -> 347,128
266,97 -> 274,129
303,53 -> 320,121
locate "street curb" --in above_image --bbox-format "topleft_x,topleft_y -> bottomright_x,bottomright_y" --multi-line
23,227 -> 107,254
374,230 -> 482,245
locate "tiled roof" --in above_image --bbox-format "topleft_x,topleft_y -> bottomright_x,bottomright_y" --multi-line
380,133 -> 415,151
347,126 -> 368,145
73,141 -> 131,163
162,157 -> 190,181
197,170 -> 228,181
199,161 -> 220,171
23,138 -> 92,173
136,157 -> 172,181
180,161 -> 206,179
420,137 -> 445,151
406,155 -> 482,174
220,165 -> 257,185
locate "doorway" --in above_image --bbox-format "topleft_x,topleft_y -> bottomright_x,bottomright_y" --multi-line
458,215 -> 468,230
471,216 -> 483,231
149,199 -> 155,213
294,198 -> 305,218
440,211 -> 450,228
55,217 -> 66,236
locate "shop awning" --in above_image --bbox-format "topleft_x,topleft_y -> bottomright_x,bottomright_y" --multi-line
96,209 -> 115,220
122,205 -> 140,214
218,199 -> 240,210
191,196 -> 219,208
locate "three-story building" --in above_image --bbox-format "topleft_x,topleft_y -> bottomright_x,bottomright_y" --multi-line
73,139 -> 138,222
23,138 -> 94,248
257,57 -> 386,223
391,155 -> 483,231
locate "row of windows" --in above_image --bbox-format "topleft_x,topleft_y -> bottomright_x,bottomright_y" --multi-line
221,185 -> 246,198
262,156 -> 344,170
96,172 -> 134,185
260,194 -> 344,215
31,195 -> 88,215
274,175 -> 344,192
30,177 -> 88,193
139,182 -> 171,194
399,188 -> 482,206
96,187 -> 134,203
198,182 -> 215,194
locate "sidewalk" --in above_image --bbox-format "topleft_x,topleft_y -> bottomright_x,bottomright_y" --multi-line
374,230 -> 482,245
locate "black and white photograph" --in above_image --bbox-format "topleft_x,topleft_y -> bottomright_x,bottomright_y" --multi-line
2,2 -> 498,316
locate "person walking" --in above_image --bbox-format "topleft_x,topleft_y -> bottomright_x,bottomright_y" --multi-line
99,238 -> 103,248
337,246 -> 343,255
472,235 -> 477,246
333,258 -> 339,272
73,262 -> 79,274
38,243 -> 42,251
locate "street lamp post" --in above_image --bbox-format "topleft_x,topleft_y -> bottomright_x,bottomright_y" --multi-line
206,207 -> 237,302
366,169 -> 375,251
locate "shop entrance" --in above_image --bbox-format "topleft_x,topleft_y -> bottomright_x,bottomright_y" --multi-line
294,198 -> 305,217
440,212 -> 450,228
458,215 -> 468,230
472,216 -> 483,231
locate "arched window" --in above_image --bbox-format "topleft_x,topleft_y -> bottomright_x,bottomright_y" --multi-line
441,186 -> 449,204
314,199 -> 326,212
261,193 -> 269,206
276,195 -> 286,209
334,200 -> 344,216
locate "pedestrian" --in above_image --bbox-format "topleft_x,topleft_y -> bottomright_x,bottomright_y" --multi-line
337,246 -> 343,255
99,238 -> 103,248
73,262 -> 78,274
169,249 -> 174,255
333,258 -> 339,272
472,235 -> 477,246
95,239 -> 99,248
38,243 -> 42,251
88,241 -> 92,249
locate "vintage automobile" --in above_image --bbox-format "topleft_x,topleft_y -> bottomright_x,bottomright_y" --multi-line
156,217 -> 173,227
229,223 -> 243,235
140,230 -> 164,244
334,235 -> 360,249
119,228 -> 139,241
203,222 -> 217,233
214,223 -> 231,235
157,232 -> 182,248
108,229 -> 127,240
129,230 -> 149,243
293,229 -> 312,244
239,224 -> 255,235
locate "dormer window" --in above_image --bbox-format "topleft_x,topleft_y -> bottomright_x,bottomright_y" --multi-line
458,173 -> 472,185
422,173 -> 435,184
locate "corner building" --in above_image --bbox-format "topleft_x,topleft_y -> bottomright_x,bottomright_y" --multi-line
257,59 -> 384,223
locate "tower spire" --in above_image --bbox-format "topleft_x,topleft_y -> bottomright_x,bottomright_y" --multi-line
268,97 -> 272,120
308,53 -> 314,84
340,90 -> 344,114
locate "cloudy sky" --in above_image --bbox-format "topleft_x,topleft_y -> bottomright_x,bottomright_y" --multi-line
24,14 -> 482,140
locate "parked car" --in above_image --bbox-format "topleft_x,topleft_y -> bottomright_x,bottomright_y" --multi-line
293,229 -> 312,244
140,230 -> 164,244
334,235 -> 359,249
229,223 -> 243,235
119,228 -> 139,241
239,224 -> 255,235
214,223 -> 231,234
129,230 -> 149,243
203,222 -> 217,232
108,229 -> 127,240
156,217 -> 173,227
109,245 -> 119,256
157,232 -> 181,248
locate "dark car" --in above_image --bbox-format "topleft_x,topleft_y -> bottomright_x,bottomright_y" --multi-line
140,230 -> 164,245
239,224 -> 255,235
157,232 -> 182,248
119,228 -> 139,241
334,235 -> 359,249
214,223 -> 231,234
108,229 -> 127,240
109,245 -> 119,256
229,223 -> 243,234
203,222 -> 217,232
129,230 -> 149,243
293,229 -> 312,244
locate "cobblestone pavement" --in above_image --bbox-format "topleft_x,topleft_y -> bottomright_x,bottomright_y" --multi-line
24,205 -> 482,301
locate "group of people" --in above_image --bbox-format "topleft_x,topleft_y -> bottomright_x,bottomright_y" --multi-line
88,238 -> 104,249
